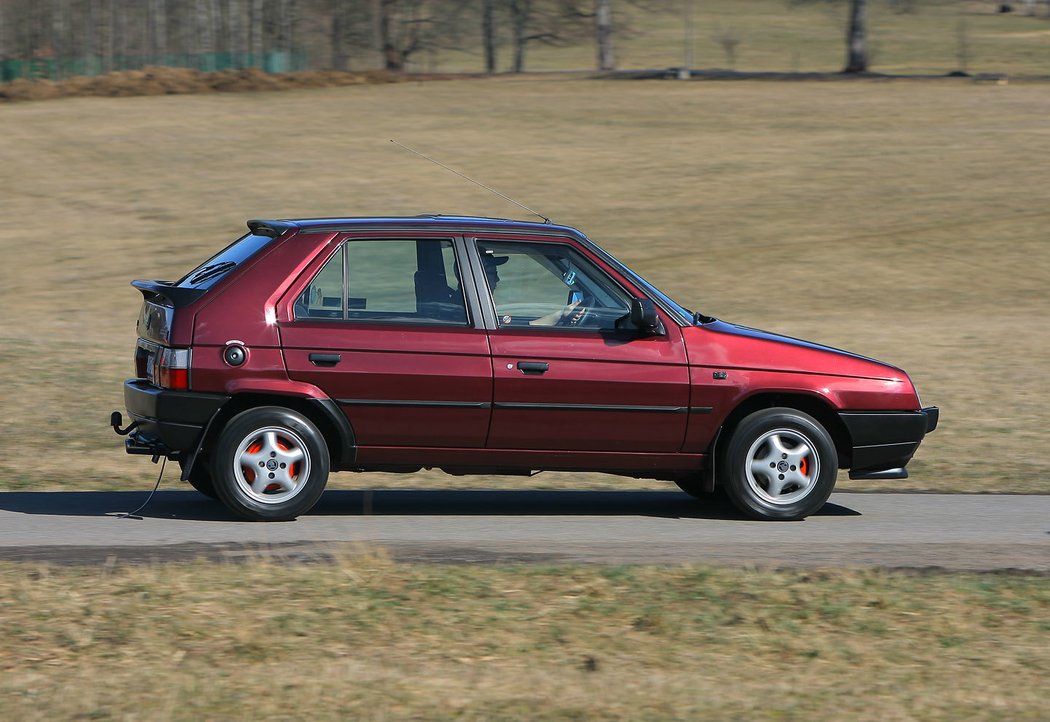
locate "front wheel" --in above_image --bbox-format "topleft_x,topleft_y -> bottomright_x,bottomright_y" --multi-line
211,407 -> 330,521
719,407 -> 837,521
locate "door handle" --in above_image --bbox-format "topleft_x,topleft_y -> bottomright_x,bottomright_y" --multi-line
517,361 -> 549,375
309,353 -> 342,367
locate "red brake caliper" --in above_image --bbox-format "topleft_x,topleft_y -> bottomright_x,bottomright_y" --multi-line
244,440 -> 262,483
799,455 -> 809,477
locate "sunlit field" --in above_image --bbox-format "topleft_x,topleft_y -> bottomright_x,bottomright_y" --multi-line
1,558 -> 1047,720
1,75 -> 1047,494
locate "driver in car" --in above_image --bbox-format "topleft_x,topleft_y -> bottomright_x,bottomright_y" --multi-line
482,249 -> 587,327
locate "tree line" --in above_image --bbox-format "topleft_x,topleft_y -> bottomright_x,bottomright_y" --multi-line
0,0 -> 880,81
0,0 -> 627,78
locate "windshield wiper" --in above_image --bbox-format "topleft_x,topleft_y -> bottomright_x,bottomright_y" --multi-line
692,310 -> 717,325
187,261 -> 236,285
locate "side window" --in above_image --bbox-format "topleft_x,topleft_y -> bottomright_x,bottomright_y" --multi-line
295,245 -> 345,319
294,239 -> 468,325
476,240 -> 631,330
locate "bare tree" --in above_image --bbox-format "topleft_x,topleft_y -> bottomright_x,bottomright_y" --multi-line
330,0 -> 351,69
594,0 -> 613,70
712,27 -> 741,69
0,4 -> 6,68
482,0 -> 496,72
250,0 -> 264,66
955,16 -> 970,74
508,0 -> 529,71
843,0 -> 867,73
326,0 -> 372,70
376,0 -> 430,71
507,0 -> 584,73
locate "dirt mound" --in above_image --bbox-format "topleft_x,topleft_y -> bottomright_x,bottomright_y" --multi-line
0,66 -> 428,102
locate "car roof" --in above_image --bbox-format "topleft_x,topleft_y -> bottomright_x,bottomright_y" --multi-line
247,215 -> 585,239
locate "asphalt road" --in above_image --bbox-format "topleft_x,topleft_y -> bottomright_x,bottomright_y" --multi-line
0,489 -> 1047,571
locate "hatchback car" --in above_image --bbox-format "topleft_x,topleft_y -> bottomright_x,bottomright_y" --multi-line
114,216 -> 937,521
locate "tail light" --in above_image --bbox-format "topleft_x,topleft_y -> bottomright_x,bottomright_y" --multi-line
152,348 -> 191,390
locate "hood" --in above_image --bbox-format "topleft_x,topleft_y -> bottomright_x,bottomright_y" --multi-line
685,319 -> 906,381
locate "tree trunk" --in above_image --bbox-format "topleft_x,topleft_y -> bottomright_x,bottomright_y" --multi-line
286,0 -> 298,57
196,0 -> 214,68
250,0 -> 263,68
212,0 -> 226,56
103,0 -> 115,73
154,0 -> 167,63
510,0 -> 529,73
378,0 -> 403,71
331,0 -> 349,70
0,3 -> 6,67
482,0 -> 495,73
595,0 -> 613,71
51,0 -> 64,77
843,0 -> 867,73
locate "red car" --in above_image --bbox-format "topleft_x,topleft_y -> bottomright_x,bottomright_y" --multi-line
114,216 -> 937,521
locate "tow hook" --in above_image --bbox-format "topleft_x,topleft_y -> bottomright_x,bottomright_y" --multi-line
110,410 -> 139,436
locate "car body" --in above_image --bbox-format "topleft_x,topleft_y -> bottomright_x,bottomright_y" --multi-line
114,216 -> 938,521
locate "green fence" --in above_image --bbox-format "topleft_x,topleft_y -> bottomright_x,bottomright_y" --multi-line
0,51 -> 308,82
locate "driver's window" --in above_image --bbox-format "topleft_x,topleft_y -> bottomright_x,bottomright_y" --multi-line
476,240 -> 631,330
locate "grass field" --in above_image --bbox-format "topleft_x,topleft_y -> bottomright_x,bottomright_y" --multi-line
1,557 -> 1047,720
1,75 -> 1048,494
2,57 -> 1049,722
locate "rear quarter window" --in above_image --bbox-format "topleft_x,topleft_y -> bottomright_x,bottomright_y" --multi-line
175,232 -> 276,290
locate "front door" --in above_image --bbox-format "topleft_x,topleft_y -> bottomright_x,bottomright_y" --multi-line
281,236 -> 492,452
475,237 -> 690,453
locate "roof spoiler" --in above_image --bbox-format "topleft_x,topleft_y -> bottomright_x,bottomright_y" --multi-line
131,279 -> 206,308
247,219 -> 295,238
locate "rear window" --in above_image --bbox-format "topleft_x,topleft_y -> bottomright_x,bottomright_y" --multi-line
175,233 -> 275,290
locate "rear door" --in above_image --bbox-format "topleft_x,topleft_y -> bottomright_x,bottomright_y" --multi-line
474,237 -> 690,453
280,235 -> 492,451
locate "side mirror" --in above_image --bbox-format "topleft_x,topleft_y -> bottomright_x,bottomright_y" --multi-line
629,298 -> 664,336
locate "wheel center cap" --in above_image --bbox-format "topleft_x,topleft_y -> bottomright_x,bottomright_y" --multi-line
266,460 -> 279,471
777,461 -> 789,473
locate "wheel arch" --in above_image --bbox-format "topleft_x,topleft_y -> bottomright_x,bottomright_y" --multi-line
713,392 -> 852,472
191,393 -> 356,475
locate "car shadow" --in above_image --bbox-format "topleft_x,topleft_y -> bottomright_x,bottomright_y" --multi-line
0,489 -> 861,522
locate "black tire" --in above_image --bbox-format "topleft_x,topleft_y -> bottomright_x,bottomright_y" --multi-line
210,406 -> 330,521
719,407 -> 837,521
178,458 -> 218,499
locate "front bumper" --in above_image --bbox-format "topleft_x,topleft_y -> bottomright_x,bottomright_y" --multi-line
121,379 -> 229,455
839,407 -> 939,477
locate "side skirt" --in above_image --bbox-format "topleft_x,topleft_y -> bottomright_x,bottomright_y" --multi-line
348,446 -> 705,475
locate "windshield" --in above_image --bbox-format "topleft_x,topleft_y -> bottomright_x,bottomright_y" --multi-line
583,242 -> 694,325
175,233 -> 275,290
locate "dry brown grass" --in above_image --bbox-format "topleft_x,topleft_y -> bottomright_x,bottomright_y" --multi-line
0,66 -> 442,102
0,76 -> 1048,494
1,556 -> 1047,720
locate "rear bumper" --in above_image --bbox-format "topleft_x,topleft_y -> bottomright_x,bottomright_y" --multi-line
839,407 -> 939,476
122,379 -> 229,454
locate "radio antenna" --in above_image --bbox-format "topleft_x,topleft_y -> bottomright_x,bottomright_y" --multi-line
390,139 -> 551,224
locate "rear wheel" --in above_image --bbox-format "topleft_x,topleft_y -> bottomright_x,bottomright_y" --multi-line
719,407 -> 837,521
211,407 -> 330,521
